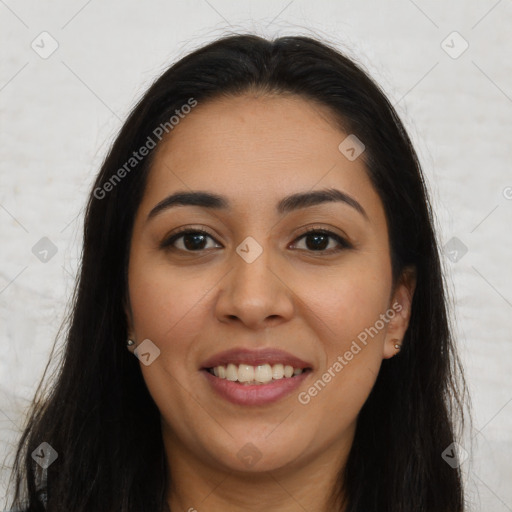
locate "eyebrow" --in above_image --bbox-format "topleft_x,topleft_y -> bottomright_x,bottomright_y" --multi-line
146,187 -> 369,222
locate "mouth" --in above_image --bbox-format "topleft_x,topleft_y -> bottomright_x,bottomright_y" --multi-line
200,347 -> 313,406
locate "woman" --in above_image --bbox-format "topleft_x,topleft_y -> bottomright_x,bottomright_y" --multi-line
6,33 -> 469,511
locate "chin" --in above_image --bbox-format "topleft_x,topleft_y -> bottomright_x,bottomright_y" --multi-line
206,434 -> 307,474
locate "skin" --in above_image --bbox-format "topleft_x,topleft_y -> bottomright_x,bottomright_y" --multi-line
125,93 -> 416,512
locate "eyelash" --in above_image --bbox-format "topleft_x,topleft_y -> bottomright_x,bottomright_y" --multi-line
160,226 -> 352,254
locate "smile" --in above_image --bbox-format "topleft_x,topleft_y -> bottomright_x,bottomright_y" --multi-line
200,347 -> 313,406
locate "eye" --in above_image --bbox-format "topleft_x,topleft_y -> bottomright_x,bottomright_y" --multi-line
160,227 -> 352,254
160,228 -> 221,252
291,228 -> 352,253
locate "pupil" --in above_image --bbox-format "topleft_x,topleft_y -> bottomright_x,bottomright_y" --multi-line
307,233 -> 328,250
184,233 -> 206,250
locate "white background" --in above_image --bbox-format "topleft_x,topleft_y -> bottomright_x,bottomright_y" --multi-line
1,1 -> 511,510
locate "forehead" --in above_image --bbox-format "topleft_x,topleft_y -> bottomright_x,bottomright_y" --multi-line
140,93 -> 385,226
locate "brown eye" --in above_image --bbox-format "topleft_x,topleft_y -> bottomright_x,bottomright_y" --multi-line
292,229 -> 351,253
160,227 -> 351,254
161,230 -> 221,252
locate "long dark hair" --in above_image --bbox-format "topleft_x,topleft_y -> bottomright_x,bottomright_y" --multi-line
5,33 -> 469,512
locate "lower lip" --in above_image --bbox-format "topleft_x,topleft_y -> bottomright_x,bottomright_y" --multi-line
201,369 -> 311,406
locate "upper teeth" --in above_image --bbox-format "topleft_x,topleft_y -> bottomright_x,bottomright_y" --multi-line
210,363 -> 304,384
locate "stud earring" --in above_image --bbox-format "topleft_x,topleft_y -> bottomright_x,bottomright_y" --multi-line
392,338 -> 401,351
127,339 -> 135,348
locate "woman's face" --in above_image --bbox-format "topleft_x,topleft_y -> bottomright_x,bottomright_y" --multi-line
126,93 -> 415,475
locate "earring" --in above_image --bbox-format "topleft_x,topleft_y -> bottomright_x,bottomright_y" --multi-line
127,339 -> 135,348
392,339 -> 401,351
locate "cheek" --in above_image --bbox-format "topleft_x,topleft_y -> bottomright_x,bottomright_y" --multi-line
129,264 -> 214,400
296,256 -> 392,348
293,255 -> 392,413
127,255 -> 216,363
126,258 -> 217,422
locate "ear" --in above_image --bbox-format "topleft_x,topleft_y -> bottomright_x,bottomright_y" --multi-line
123,295 -> 135,341
383,266 -> 417,359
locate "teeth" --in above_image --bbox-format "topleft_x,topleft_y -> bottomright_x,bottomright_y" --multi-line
284,365 -> 294,378
226,363 -> 238,381
272,364 -> 284,379
238,364 -> 255,383
255,364 -> 272,383
208,363 -> 306,384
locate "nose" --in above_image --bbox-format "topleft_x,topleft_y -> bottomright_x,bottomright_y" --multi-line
214,241 -> 295,330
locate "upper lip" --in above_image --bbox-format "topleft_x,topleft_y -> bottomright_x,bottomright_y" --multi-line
200,347 -> 313,370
